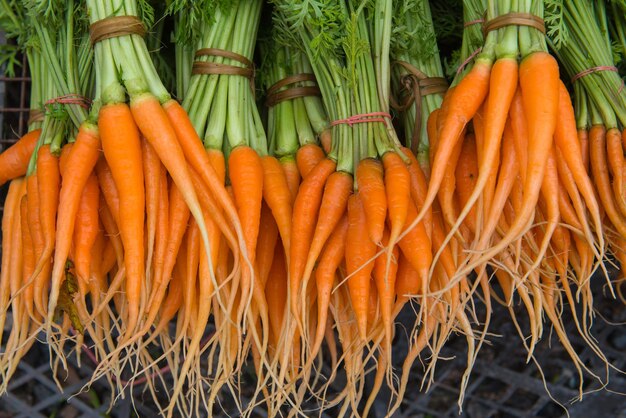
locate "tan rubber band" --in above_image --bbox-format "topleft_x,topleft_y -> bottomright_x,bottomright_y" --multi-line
391,61 -> 448,155
28,109 -> 44,126
89,16 -> 146,45
266,74 -> 321,107
483,12 -> 545,35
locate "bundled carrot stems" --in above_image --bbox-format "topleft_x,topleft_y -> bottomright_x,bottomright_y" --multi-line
0,0 -> 625,417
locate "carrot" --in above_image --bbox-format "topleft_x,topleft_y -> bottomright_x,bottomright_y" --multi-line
449,57 -> 518,248
589,125 -> 626,237
438,135 -> 463,231
281,158 -> 300,203
463,52 -> 561,272
257,203 -> 279,288
147,182 -> 190,319
553,82 -> 604,254
509,87 -> 528,182
99,103 -> 145,337
394,251 -> 420,309
400,147 -> 432,238
72,173 -> 100,298
20,195 -> 35,319
606,128 -> 626,216
356,158 -> 387,244
25,175 -> 44,318
296,143 -> 325,177
262,155 -> 293,255
373,229 -> 398,355
135,96 -> 224,318
47,122 -> 101,337
289,158 -> 336,319
454,133 -> 479,235
229,145 -> 264,319
0,129 -> 40,186
404,60 -> 491,239
397,198 -> 432,296
266,242 -> 288,351
95,157 -> 120,223
579,129 -> 590,172
141,137 -> 162,284
310,214 -> 348,360
382,152 -> 411,250
346,193 -> 376,340
32,145 -> 60,316
300,170 -> 352,313
0,179 -> 24,343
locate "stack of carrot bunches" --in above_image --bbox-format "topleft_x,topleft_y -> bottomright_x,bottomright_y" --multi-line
0,0 -> 624,417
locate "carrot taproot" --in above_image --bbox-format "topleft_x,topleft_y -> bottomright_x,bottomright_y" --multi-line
0,179 -> 24,343
262,155 -> 293,255
438,135 -> 463,231
25,175 -> 44,318
300,170 -> 352,312
95,157 -> 120,223
47,122 -> 101,334
310,214 -> 348,361
281,158 -> 301,203
0,129 -> 40,186
346,193 -> 376,340
257,203 -> 279,288
403,60 -> 491,241
394,252 -> 420,309
589,125 -> 626,237
606,128 -> 626,216
266,242 -> 288,351
229,145 -> 264,320
462,52 -> 560,273
454,133 -> 479,235
142,137 -> 162,284
579,129 -> 590,173
400,147 -> 432,238
553,82 -> 604,254
99,103 -> 145,337
20,195 -> 35,319
356,158 -> 387,244
373,229 -> 398,355
382,152 -> 411,250
289,158 -> 336,319
32,145 -> 60,316
72,173 -> 100,298
296,143 -> 325,178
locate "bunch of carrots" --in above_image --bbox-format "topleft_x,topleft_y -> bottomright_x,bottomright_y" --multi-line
0,0 -> 625,417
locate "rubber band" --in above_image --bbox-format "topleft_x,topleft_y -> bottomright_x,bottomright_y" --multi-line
464,18 -> 485,28
390,61 -> 448,155
330,112 -> 392,128
265,74 -> 321,107
456,48 -> 482,76
191,48 -> 256,95
483,12 -> 545,35
192,48 -> 254,78
45,94 -> 92,110
89,16 -> 146,45
571,66 -> 619,83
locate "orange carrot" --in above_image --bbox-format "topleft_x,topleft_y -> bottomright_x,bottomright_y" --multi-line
289,158 -> 336,318
346,193 -> 377,340
32,145 -> 60,316
382,152 -> 411,250
99,103 -> 145,336
356,158 -> 387,244
0,129 -> 40,186
257,203 -> 279,288
47,122 -> 101,328
296,143 -> 325,177
262,155 -> 293,254
606,128 -> 626,216
72,173 -> 100,298
373,229 -> 398,354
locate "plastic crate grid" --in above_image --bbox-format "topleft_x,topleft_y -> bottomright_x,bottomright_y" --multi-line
1,55 -> 625,418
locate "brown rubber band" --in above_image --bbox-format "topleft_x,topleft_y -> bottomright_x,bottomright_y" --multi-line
265,74 -> 321,107
483,12 -> 545,35
391,60 -> 448,155
192,48 -> 256,95
28,109 -> 44,126
89,16 -> 146,45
